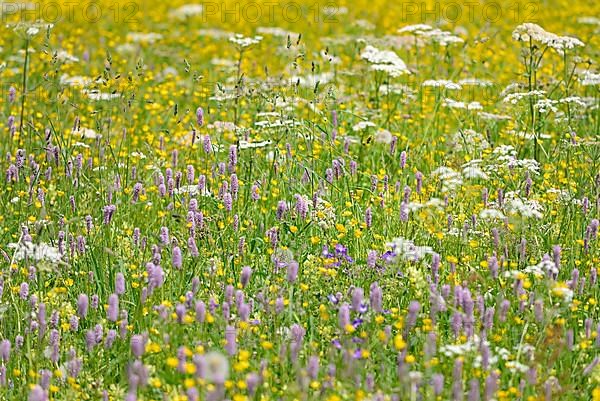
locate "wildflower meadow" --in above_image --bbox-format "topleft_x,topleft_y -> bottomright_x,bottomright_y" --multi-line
0,0 -> 599,400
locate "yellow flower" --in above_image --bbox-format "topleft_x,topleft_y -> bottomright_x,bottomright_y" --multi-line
394,334 -> 406,350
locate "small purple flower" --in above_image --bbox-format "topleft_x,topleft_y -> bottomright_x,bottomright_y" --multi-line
130,334 -> 146,358
225,325 -> 236,355
132,182 -> 143,202
365,207 -> 372,228
367,250 -> 378,268
338,303 -> 350,329
107,294 -> 119,322
276,200 -> 287,220
28,385 -> 47,401
240,266 -> 252,287
8,86 -> 16,103
228,145 -> 237,170
432,374 -> 444,395
246,373 -> 260,395
352,287 -> 364,312
159,226 -> 169,245
102,204 -> 116,225
406,301 -> 420,330
195,301 -> 206,323
203,135 -> 212,154
196,107 -> 204,127
0,340 -> 10,362
370,282 -> 383,313
19,282 -> 29,300
286,261 -> 299,283
488,256 -> 498,279
223,192 -> 233,211
115,273 -> 126,295
172,246 -> 182,269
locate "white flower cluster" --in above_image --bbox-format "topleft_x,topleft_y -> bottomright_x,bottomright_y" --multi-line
257,26 -> 298,38
545,188 -> 582,206
407,198 -> 445,212
386,236 -> 435,262
502,90 -> 546,104
239,140 -> 273,150
310,198 -> 336,229
255,119 -> 301,129
422,79 -> 461,90
458,78 -> 493,87
84,90 -> 121,101
421,28 -> 464,46
55,50 -> 79,63
397,24 -> 433,35
229,34 -> 263,48
360,45 -> 410,77
9,242 -> 62,264
452,129 -> 490,153
431,166 -> 463,192
127,32 -> 163,43
74,127 -> 102,139
479,208 -> 506,220
290,72 -> 334,88
352,121 -> 376,131
173,185 -> 212,197
504,192 -> 544,219
503,263 -> 546,279
462,164 -> 488,180
207,121 -> 238,133
534,98 -> 558,114
398,24 -> 464,46
443,98 -> 483,111
440,336 -> 480,358
9,21 -> 54,37
486,145 -> 540,174
374,129 -> 393,144
580,71 -> 600,86
512,23 -> 584,53
552,284 -> 574,302
478,112 -> 512,121
532,96 -> 586,114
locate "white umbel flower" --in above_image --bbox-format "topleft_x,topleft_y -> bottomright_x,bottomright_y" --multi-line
512,23 -> 584,53
9,242 -> 62,264
360,45 -> 410,77
229,34 -> 263,48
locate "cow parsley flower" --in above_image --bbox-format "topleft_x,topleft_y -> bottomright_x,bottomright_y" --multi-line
127,32 -> 163,43
512,23 -> 584,53
422,80 -> 461,90
504,194 -> 543,219
352,121 -> 376,131
398,24 -> 433,35
229,34 -> 263,48
419,28 -> 464,46
479,209 -> 506,220
360,45 -> 410,77
386,237 -> 434,262
444,98 -> 483,110
8,242 -> 62,264
580,71 -> 600,86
